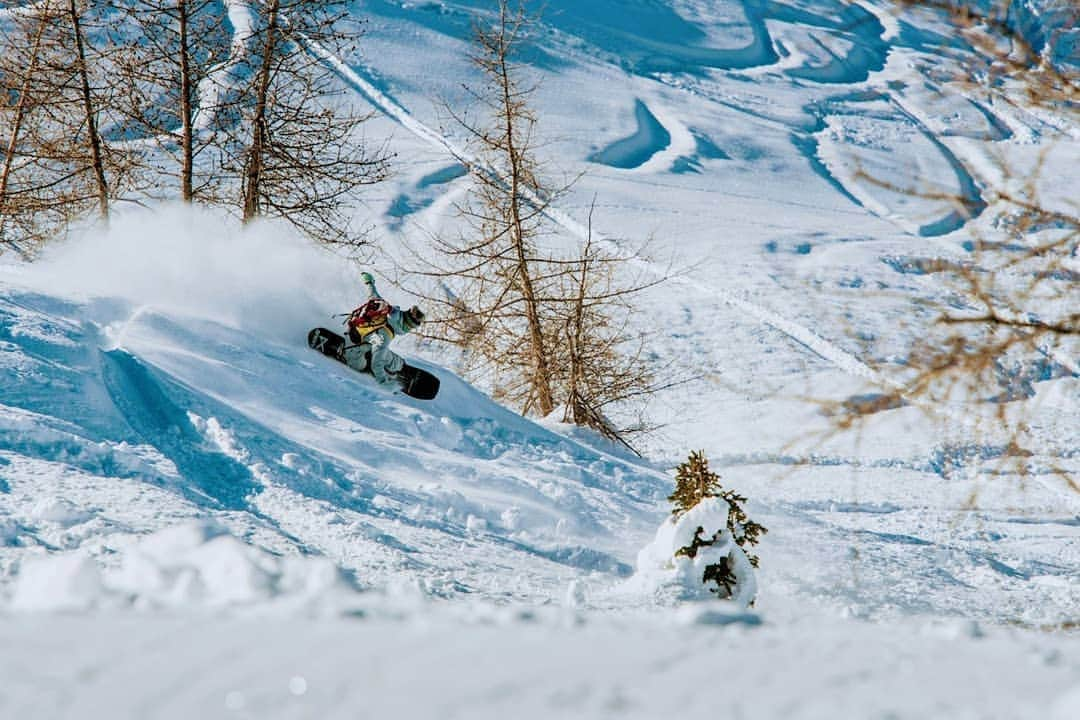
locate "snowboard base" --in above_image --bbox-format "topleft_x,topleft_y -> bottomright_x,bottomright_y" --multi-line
307,327 -> 440,400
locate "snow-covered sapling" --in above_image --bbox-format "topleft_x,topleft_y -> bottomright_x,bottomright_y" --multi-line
667,450 -> 767,599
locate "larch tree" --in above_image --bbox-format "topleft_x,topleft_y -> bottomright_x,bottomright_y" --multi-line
835,0 -> 1077,485
1,0 -> 132,256
110,0 -> 232,203
222,0 -> 390,246
410,1 -> 662,448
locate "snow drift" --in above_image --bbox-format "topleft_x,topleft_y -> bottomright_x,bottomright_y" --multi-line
9,521 -> 358,614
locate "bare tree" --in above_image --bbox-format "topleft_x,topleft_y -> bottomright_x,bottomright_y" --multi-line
894,1 -> 1075,396
429,0 -> 560,416
833,0 -> 1077,482
2,0 -> 385,254
109,0 -> 231,203
556,210 -> 663,447
220,0 -> 390,246
66,0 -> 110,219
409,1 -> 663,447
0,6 -> 52,258
1,0 -> 132,256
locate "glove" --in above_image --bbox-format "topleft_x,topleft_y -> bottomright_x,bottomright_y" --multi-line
360,271 -> 375,285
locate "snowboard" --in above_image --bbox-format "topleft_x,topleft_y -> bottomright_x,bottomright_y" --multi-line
307,327 -> 440,400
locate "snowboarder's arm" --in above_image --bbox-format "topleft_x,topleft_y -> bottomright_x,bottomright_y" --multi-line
361,271 -> 382,300
386,307 -> 414,337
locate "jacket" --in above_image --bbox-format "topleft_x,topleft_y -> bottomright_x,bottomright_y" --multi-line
348,276 -> 413,385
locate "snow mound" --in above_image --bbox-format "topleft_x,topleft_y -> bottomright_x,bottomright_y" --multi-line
632,498 -> 758,608
816,111 -> 983,236
29,497 -> 92,527
9,552 -> 104,612
8,522 -> 360,615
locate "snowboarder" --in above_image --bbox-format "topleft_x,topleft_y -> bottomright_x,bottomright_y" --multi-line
343,272 -> 425,387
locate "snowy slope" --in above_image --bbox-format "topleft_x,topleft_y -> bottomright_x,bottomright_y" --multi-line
0,208 -> 666,607
1,0 -> 1079,717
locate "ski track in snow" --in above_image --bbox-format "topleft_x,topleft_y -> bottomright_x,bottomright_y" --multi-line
298,25 -> 887,388
316,0 -> 1069,394
302,11 -> 1069,460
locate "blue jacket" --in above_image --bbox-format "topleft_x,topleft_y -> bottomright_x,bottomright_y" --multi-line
357,276 -> 412,385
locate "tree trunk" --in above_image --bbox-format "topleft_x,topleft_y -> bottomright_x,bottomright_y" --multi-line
178,0 -> 194,201
242,0 -> 280,222
68,0 -> 110,220
499,40 -> 554,416
0,11 -> 49,246
566,245 -> 591,426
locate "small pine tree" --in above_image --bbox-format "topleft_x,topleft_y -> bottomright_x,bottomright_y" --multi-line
717,488 -> 768,568
668,450 -> 721,517
669,450 -> 769,595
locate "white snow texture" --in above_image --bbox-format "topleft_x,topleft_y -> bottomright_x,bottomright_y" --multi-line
1,0 -> 1078,717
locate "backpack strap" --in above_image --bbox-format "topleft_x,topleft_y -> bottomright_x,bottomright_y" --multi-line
346,298 -> 395,341
351,323 -> 395,342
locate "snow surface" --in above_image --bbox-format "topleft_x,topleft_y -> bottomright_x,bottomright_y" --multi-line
1,0 -> 1079,717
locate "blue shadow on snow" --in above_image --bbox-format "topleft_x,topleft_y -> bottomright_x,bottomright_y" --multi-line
588,99 -> 670,169
100,349 -> 260,511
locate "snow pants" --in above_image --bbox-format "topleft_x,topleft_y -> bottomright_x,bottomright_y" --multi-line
343,329 -> 405,385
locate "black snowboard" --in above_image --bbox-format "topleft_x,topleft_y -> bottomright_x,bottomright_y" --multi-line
307,327 -> 440,400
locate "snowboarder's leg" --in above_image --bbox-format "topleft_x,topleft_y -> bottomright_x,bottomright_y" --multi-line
384,350 -> 405,376
369,341 -> 406,385
343,343 -> 371,372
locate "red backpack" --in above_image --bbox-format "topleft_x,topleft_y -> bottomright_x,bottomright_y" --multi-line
346,298 -> 393,339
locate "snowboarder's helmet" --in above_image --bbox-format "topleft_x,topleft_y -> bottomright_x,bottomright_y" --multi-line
405,305 -> 425,329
